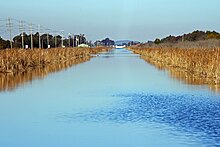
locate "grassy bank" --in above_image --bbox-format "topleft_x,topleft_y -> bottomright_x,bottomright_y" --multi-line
0,47 -> 111,91
0,56 -> 91,92
129,46 -> 220,87
0,47 -> 111,74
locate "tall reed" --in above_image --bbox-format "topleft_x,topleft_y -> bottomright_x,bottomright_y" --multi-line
129,46 -> 220,86
0,47 -> 111,74
0,47 -> 111,91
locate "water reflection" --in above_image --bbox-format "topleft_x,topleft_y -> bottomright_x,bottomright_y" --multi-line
96,49 -> 140,58
140,56 -> 220,93
1,48 -> 220,147
0,56 -> 91,92
58,93 -> 220,146
169,69 -> 220,93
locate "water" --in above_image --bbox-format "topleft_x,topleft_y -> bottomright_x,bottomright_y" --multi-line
0,48 -> 220,147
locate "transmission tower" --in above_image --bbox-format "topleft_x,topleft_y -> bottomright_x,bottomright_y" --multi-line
54,33 -> 57,48
29,23 -> 33,49
38,25 -> 41,48
76,35 -> 79,47
61,30 -> 64,48
46,28 -> 50,48
6,18 -> 13,49
19,20 -> 25,49
68,33 -> 71,47
72,33 -> 75,47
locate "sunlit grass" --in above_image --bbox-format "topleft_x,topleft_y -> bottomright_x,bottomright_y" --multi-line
129,46 -> 220,86
0,47 -> 111,91
0,47 -> 111,73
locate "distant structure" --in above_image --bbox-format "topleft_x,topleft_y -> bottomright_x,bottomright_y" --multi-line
127,41 -> 140,46
94,40 -> 102,46
78,43 -> 89,48
94,38 -> 114,47
70,34 -> 87,47
114,40 -> 140,47
115,45 -> 126,48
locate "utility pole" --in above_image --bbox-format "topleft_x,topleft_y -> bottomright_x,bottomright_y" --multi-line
182,33 -> 185,42
47,33 -> 49,48
68,33 -> 71,47
72,33 -> 74,47
38,25 -> 41,49
61,30 -> 64,48
76,35 -> 78,47
54,33 -> 57,48
19,20 -> 25,49
61,34 -> 64,48
6,18 -> 13,49
29,23 -> 33,49
46,29 -> 50,48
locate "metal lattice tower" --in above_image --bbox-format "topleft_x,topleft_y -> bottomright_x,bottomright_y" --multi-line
19,20 -> 25,49
6,18 -> 13,49
29,23 -> 33,49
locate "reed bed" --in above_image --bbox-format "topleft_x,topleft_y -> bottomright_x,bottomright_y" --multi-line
0,56 -> 91,92
0,47 -> 111,91
0,47 -> 111,74
129,46 -> 220,86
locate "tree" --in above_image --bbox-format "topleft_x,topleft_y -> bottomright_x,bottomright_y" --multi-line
154,38 -> 161,44
206,31 -> 220,39
0,36 -> 10,49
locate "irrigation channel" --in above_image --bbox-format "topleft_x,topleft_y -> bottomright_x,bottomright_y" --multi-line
0,48 -> 220,147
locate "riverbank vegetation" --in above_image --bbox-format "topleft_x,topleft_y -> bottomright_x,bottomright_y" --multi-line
0,47 -> 111,91
153,30 -> 220,45
0,56 -> 90,91
129,38 -> 220,90
0,47 -> 111,74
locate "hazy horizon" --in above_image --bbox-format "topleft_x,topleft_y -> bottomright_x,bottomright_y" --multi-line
0,0 -> 220,42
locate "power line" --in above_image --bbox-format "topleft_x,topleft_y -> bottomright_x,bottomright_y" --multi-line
0,30 -> 7,34
0,19 -> 7,22
0,17 -> 66,49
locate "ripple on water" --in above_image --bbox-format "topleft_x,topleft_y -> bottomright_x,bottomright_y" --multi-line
57,93 -> 220,146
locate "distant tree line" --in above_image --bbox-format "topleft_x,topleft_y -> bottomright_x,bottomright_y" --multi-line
154,30 -> 220,44
0,33 -> 87,49
0,37 -> 10,49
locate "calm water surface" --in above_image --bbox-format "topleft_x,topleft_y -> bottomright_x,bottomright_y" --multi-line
0,48 -> 220,147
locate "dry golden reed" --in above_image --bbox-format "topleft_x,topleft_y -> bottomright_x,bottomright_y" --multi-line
0,47 -> 111,73
0,47 -> 111,91
129,46 -> 220,86
0,56 -> 91,92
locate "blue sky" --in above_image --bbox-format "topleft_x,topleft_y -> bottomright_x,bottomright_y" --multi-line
0,0 -> 220,42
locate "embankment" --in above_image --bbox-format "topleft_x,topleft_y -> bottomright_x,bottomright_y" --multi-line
129,46 -> 220,87
0,47 -> 111,91
0,47 -> 111,74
